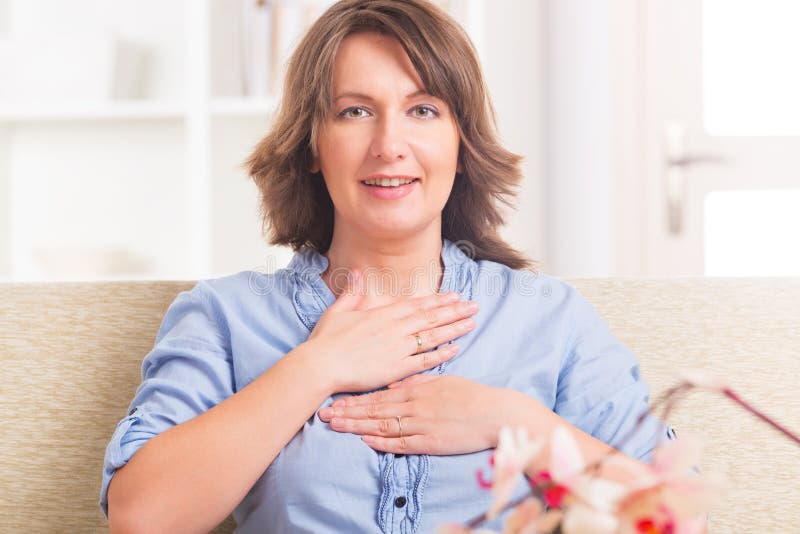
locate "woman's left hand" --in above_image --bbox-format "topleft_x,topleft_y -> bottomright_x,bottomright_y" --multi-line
317,374 -> 535,455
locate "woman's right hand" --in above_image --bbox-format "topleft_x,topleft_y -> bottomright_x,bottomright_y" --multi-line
304,268 -> 479,393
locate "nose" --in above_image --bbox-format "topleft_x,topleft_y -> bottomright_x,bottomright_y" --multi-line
369,115 -> 408,161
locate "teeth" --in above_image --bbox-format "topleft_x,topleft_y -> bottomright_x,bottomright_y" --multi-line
363,177 -> 417,187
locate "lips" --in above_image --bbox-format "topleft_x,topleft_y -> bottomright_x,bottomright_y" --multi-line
361,174 -> 419,187
360,176 -> 419,200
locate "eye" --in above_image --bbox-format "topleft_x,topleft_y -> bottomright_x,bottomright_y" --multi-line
339,106 -> 370,119
412,105 -> 439,119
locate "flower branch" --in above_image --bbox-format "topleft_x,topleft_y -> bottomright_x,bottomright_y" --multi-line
444,369 -> 800,534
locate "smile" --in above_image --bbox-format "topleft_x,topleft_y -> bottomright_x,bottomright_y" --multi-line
359,177 -> 420,200
361,177 -> 420,187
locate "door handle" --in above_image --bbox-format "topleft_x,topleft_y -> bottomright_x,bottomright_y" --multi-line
663,120 -> 730,235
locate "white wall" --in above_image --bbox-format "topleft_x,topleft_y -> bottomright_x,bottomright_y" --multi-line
543,0 -> 614,277
0,127 -> 9,276
482,0 -> 546,270
542,0 -> 646,277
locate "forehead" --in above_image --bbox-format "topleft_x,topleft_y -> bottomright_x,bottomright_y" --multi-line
332,31 -> 425,94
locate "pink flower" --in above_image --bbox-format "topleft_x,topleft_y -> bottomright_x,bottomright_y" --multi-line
484,427 -> 544,520
449,375 -> 791,534
614,435 -> 724,534
547,426 -> 627,534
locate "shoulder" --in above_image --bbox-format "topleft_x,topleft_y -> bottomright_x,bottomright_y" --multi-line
472,258 -> 585,313
194,268 -> 295,305
169,268 -> 298,330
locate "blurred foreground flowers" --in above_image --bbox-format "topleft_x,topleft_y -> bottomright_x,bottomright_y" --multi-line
438,369 -> 799,534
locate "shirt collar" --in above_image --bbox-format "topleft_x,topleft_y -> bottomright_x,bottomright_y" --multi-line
287,237 -> 476,331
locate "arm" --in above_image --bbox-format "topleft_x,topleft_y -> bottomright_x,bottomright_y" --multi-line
108,341 -> 332,533
106,276 -> 469,533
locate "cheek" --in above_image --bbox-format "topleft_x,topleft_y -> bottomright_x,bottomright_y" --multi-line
414,127 -> 460,170
411,132 -> 458,195
319,133 -> 371,175
317,136 -> 361,187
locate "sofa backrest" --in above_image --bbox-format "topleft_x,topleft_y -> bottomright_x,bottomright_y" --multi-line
1,278 -> 798,532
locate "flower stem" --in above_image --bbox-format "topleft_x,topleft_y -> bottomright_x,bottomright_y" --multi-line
463,379 -> 800,531
722,388 -> 800,445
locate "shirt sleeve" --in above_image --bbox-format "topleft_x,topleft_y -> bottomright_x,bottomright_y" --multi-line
553,286 -> 675,464
99,281 -> 235,519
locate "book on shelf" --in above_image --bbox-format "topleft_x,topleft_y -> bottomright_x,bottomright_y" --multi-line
239,0 -> 341,99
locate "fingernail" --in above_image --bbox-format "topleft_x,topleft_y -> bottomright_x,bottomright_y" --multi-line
448,344 -> 459,354
319,407 -> 332,418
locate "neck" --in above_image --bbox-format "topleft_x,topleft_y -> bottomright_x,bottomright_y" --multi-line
322,223 -> 445,301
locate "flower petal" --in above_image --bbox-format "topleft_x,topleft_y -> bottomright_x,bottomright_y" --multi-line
674,514 -> 709,534
571,476 -> 628,513
550,426 -> 585,485
561,503 -> 619,534
488,426 -> 543,519
652,435 -> 704,476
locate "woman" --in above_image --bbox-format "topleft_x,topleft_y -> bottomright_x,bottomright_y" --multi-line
101,1 -> 673,532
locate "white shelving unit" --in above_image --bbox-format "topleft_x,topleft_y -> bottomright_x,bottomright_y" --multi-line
0,0 -> 485,282
0,101 -> 187,122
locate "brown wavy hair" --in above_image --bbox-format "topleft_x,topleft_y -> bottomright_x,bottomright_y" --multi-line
245,0 -> 537,271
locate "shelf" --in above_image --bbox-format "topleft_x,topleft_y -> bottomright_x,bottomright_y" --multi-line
209,97 -> 279,118
0,101 -> 187,123
0,0 -> 487,281
0,97 -> 280,123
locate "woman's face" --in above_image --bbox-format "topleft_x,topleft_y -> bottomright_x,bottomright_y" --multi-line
311,31 -> 461,241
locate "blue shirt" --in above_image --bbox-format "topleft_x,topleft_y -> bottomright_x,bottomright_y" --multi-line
100,238 -> 673,533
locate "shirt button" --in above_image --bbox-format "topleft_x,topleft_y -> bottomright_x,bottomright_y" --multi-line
128,407 -> 138,416
394,496 -> 407,508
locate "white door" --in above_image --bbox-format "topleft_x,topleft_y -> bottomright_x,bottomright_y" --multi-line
642,0 -> 800,276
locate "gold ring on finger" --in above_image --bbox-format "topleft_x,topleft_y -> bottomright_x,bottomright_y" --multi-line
396,415 -> 403,438
414,332 -> 423,354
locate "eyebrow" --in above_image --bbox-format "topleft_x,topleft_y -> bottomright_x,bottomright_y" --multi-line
333,89 -> 430,102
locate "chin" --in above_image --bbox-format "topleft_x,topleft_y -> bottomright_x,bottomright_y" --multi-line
359,219 -> 424,241
366,226 -> 417,241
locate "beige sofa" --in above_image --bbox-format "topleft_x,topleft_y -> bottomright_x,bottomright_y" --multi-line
1,278 -> 798,532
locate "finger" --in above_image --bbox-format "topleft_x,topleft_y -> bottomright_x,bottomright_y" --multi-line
381,290 -> 461,321
329,415 -> 422,437
361,433 -> 429,455
411,321 -> 473,356
332,388 -> 410,408
327,268 -> 363,311
324,400 -> 411,421
356,292 -> 468,341
388,373 -> 438,389
403,343 -> 459,375
411,300 -> 478,334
